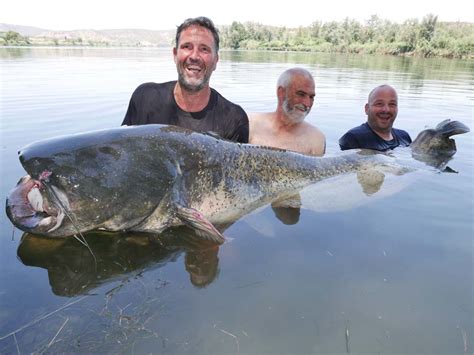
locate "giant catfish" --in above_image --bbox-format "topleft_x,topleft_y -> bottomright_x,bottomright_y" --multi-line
6,120 -> 469,243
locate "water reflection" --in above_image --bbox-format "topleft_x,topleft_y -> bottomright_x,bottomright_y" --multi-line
270,193 -> 302,225
271,205 -> 301,225
0,46 -> 171,60
3,47 -> 472,82
254,127 -> 467,223
17,228 -> 220,297
220,50 -> 473,80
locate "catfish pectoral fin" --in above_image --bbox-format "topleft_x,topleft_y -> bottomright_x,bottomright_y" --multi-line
175,204 -> 225,244
442,166 -> 458,173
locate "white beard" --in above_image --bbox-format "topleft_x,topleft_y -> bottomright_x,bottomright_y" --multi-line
283,99 -> 308,124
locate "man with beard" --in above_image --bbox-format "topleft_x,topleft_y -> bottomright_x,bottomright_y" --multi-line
122,17 -> 249,143
339,85 -> 411,151
248,68 -> 326,156
249,67 -> 325,225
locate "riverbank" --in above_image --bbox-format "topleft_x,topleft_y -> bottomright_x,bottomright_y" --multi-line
2,16 -> 473,59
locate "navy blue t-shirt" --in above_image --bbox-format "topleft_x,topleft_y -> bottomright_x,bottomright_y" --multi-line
339,122 -> 412,151
122,81 -> 249,143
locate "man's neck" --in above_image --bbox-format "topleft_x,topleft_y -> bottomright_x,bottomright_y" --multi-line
368,122 -> 393,141
274,110 -> 300,130
174,83 -> 211,112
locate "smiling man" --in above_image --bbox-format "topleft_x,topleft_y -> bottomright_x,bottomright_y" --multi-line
249,68 -> 326,156
122,17 -> 249,143
248,67 -> 326,226
339,85 -> 412,151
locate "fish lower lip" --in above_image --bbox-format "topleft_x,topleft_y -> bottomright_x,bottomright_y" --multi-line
6,177 -> 62,233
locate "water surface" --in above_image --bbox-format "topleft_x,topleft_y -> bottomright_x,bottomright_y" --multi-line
0,47 -> 473,354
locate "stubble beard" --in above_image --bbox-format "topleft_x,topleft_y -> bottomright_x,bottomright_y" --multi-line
369,112 -> 395,134
177,64 -> 211,92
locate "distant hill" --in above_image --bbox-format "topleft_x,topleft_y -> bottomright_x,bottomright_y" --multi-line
0,23 -> 175,47
0,23 -> 49,36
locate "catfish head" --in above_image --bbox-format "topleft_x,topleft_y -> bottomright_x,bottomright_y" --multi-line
6,128 -> 177,237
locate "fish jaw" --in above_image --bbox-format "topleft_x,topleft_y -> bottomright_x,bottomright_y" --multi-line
6,175 -> 65,235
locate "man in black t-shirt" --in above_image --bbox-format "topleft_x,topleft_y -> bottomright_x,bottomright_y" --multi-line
339,85 -> 411,151
122,17 -> 249,143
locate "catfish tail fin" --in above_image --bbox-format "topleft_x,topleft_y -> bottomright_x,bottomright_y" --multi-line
435,119 -> 470,137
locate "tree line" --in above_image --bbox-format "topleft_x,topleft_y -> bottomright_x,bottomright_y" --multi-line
1,31 -> 31,45
2,15 -> 473,59
219,15 -> 473,59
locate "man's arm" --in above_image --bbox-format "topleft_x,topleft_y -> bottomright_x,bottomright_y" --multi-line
339,132 -> 359,150
306,126 -> 326,156
230,119 -> 249,143
121,96 -> 137,126
247,112 -> 267,144
121,82 -> 159,126
397,129 -> 412,146
226,107 -> 249,143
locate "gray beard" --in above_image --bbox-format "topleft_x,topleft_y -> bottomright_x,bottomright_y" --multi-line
283,99 -> 307,124
178,74 -> 207,92
176,64 -> 211,92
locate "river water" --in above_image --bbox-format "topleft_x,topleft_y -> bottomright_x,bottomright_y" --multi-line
0,47 -> 473,354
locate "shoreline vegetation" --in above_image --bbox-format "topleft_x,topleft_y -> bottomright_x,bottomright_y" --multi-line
1,15 -> 473,59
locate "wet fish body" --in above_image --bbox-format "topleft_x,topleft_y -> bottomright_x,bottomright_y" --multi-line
5,120 -> 469,242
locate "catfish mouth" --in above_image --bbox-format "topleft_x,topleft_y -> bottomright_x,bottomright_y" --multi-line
6,175 -> 65,234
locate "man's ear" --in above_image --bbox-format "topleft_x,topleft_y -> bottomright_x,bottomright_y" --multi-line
173,47 -> 177,63
277,86 -> 285,102
364,103 -> 369,115
212,53 -> 219,71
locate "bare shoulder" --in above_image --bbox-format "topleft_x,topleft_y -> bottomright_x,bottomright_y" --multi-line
248,112 -> 274,123
301,122 -> 325,139
300,122 -> 326,156
248,112 -> 274,143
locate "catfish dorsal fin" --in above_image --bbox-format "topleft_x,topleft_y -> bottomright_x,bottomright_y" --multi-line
175,204 -> 225,244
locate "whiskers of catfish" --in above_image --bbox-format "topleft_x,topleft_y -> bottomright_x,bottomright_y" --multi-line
44,183 -> 97,268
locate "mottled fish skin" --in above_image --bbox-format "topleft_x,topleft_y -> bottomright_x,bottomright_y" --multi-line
410,119 -> 470,165
5,121 -> 469,238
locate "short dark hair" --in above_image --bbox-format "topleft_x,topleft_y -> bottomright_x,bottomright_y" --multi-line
175,16 -> 220,52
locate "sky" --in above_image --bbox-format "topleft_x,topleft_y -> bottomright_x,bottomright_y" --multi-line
2,0 -> 473,31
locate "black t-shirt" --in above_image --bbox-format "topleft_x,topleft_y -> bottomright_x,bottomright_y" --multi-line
339,122 -> 412,151
122,81 -> 249,143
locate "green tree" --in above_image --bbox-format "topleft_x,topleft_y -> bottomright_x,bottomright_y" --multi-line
419,14 -> 438,42
320,21 -> 342,45
309,21 -> 322,39
397,18 -> 419,52
228,21 -> 247,49
365,15 -> 382,41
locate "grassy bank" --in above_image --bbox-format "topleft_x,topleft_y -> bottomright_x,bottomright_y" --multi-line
2,15 -> 473,59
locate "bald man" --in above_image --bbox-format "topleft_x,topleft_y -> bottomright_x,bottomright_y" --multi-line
339,84 -> 411,151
